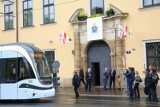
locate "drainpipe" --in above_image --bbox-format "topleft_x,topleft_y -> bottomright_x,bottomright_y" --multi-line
16,0 -> 18,42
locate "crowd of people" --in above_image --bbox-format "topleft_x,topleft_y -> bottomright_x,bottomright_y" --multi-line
72,67 -> 117,98
72,65 -> 159,102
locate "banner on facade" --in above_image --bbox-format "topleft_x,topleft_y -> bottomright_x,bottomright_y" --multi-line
87,17 -> 103,41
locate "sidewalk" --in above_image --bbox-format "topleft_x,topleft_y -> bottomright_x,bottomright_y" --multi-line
56,86 -> 160,97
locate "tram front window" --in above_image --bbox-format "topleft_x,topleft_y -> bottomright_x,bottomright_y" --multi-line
35,58 -> 50,78
31,53 -> 51,79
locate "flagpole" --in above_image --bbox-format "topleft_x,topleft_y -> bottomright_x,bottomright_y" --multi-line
114,27 -> 116,69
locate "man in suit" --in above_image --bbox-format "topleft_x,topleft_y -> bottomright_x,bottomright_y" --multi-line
124,67 -> 134,99
109,68 -> 116,90
85,68 -> 92,92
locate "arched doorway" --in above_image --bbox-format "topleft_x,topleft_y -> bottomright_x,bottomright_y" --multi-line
87,40 -> 111,86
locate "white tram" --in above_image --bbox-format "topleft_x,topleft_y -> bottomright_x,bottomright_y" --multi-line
0,43 -> 55,100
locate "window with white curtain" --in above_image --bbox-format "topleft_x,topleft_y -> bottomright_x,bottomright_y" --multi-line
143,0 -> 160,7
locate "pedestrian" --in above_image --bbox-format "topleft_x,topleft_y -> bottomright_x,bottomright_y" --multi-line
134,70 -> 142,99
109,67 -> 116,90
143,68 -> 150,99
103,67 -> 109,90
124,67 -> 134,100
149,65 -> 159,102
79,68 -> 86,87
123,69 -> 129,93
145,65 -> 154,101
72,71 -> 80,98
85,68 -> 92,92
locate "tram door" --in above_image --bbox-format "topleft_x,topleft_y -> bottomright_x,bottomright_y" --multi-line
1,51 -> 18,99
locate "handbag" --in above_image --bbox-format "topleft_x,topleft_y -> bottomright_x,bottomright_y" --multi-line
144,87 -> 149,95
140,78 -> 142,82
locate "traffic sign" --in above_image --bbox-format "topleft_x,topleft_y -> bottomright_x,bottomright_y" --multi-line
53,61 -> 60,70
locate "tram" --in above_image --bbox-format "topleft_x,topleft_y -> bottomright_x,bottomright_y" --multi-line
0,43 -> 55,100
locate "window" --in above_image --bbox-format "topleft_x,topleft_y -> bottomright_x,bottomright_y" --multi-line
6,60 -> 16,81
90,0 -> 104,15
44,51 -> 55,73
43,0 -> 55,24
23,0 -> 33,27
143,0 -> 160,7
4,4 -> 13,30
145,42 -> 160,71
18,57 -> 35,80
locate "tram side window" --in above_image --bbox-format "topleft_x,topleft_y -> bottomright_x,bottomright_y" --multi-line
19,58 -> 35,80
6,60 -> 16,81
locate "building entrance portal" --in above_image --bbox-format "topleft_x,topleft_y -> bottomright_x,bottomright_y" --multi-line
87,41 -> 111,86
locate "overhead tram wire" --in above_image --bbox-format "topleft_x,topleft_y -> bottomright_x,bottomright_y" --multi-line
0,0 -> 79,17
1,0 -> 14,3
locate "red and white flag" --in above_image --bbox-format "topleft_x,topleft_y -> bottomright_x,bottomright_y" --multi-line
118,24 -> 128,39
123,23 -> 128,37
59,32 -> 71,43
118,25 -> 123,39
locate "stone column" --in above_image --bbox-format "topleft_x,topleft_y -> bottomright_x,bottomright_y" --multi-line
82,56 -> 87,72
115,37 -> 123,71
73,24 -> 81,70
115,30 -> 125,89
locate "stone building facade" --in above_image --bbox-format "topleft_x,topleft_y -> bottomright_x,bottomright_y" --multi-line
69,6 -> 128,86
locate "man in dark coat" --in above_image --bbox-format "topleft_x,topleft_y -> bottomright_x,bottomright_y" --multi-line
109,68 -> 116,90
148,66 -> 159,102
85,68 -> 92,92
79,68 -> 86,87
72,71 -> 80,98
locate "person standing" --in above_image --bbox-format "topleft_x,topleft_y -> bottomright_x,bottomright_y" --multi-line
103,67 -> 109,90
134,71 -> 142,99
123,69 -> 129,93
143,69 -> 150,97
72,71 -> 80,98
124,67 -> 134,100
79,68 -> 86,87
85,68 -> 92,92
149,66 -> 159,102
109,68 -> 116,90
145,65 -> 153,101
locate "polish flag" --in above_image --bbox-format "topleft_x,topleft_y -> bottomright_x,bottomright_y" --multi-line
63,32 -> 67,43
123,23 -> 128,37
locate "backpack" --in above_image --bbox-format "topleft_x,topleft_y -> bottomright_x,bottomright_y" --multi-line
135,75 -> 142,82
151,73 -> 159,84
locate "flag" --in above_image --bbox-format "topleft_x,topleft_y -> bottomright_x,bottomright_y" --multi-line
123,23 -> 128,37
118,24 -> 128,39
59,32 -> 71,43
63,32 -> 66,43
118,25 -> 123,39
128,24 -> 133,38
